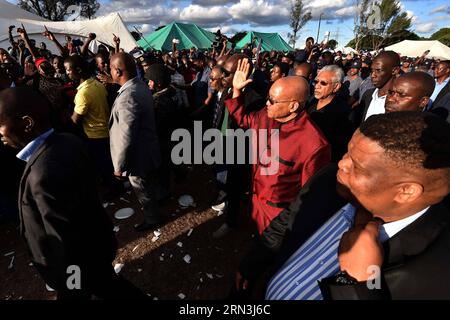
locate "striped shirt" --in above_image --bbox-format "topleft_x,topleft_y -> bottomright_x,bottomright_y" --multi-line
266,203 -> 356,300
266,203 -> 429,300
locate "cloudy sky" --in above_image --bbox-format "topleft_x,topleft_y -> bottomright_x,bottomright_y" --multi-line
9,0 -> 450,47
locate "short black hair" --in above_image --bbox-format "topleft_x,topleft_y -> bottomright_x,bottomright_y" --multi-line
0,87 -> 51,128
145,63 -> 171,89
64,54 -> 92,77
274,62 -> 290,77
360,112 -> 450,171
438,60 -> 450,69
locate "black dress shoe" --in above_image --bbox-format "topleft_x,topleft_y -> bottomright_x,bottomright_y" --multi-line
134,221 -> 162,232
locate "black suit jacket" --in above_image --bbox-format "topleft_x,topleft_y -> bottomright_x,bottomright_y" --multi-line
19,132 -> 117,290
432,80 -> 450,109
349,87 -> 376,128
320,201 -> 450,300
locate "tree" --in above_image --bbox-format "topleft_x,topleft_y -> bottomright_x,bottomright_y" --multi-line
430,28 -> 450,46
18,0 -> 100,21
327,39 -> 338,50
288,0 -> 312,49
351,0 -> 412,50
347,35 -> 384,50
430,28 -> 450,41
352,0 -> 371,51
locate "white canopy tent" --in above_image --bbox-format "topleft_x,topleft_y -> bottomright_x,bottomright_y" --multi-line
336,47 -> 358,55
0,0 -> 137,54
384,40 -> 450,60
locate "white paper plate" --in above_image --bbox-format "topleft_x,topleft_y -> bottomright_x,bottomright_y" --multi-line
114,207 -> 135,220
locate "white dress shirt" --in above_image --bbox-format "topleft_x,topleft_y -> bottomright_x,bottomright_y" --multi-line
364,88 -> 386,120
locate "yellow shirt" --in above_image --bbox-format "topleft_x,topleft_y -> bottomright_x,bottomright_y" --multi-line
74,78 -> 110,139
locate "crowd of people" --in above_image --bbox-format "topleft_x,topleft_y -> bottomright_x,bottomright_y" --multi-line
1,24 -> 450,300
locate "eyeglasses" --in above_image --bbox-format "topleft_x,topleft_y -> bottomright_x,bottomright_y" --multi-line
267,97 -> 298,105
313,79 -> 332,86
209,76 -> 222,81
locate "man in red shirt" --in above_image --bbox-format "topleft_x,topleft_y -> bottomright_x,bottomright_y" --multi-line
225,58 -> 331,233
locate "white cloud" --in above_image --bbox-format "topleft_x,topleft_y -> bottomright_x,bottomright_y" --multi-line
229,0 -> 290,26
406,10 -> 417,24
192,0 -> 239,6
180,5 -> 231,25
431,4 -> 450,14
415,22 -> 436,33
97,0 -> 356,31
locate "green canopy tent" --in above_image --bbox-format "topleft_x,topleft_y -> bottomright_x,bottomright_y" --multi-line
137,22 -> 217,51
235,31 -> 293,52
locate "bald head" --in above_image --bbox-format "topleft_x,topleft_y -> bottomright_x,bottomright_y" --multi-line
400,71 -> 435,97
385,71 -> 435,113
266,76 -> 309,122
224,54 -> 253,74
374,51 -> 400,70
216,54 -> 229,66
294,62 -> 312,79
271,76 -> 310,102
110,52 -> 137,84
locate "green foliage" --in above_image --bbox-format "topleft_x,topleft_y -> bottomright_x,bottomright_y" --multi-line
327,39 -> 338,50
18,0 -> 100,21
431,28 -> 450,40
353,0 -> 412,50
288,0 -> 312,48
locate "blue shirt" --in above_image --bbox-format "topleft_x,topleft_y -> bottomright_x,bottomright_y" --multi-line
266,204 -> 356,300
266,203 -> 428,300
430,76 -> 450,106
16,129 -> 54,162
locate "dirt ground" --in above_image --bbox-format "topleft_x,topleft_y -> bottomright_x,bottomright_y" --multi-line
0,164 -> 258,300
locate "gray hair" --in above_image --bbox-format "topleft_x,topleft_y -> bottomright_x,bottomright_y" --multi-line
320,65 -> 345,84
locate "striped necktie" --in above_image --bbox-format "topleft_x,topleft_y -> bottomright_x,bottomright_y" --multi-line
266,203 -> 356,300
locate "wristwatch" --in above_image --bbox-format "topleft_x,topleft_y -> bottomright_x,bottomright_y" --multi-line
334,271 -> 358,285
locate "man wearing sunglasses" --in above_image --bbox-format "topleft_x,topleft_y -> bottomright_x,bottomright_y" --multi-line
308,65 -> 354,162
224,58 -> 331,237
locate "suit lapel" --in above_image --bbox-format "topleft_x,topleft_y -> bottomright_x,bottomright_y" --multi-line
383,203 -> 448,269
434,81 -> 450,106
18,133 -> 56,234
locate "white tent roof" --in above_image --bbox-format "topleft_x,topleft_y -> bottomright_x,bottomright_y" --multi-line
384,40 -> 450,60
0,0 -> 137,53
336,47 -> 358,55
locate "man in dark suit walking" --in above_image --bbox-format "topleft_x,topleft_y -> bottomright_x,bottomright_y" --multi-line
0,87 -> 144,299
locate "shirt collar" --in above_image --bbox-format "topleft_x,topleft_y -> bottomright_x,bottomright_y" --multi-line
372,88 -> 386,100
76,77 -> 94,91
378,207 -> 430,242
117,77 -> 137,95
16,128 -> 54,162
436,76 -> 450,86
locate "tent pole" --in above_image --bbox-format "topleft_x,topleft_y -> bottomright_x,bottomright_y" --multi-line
134,26 -> 152,50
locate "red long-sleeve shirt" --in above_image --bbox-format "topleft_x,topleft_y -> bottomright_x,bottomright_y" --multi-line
225,95 -> 331,233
